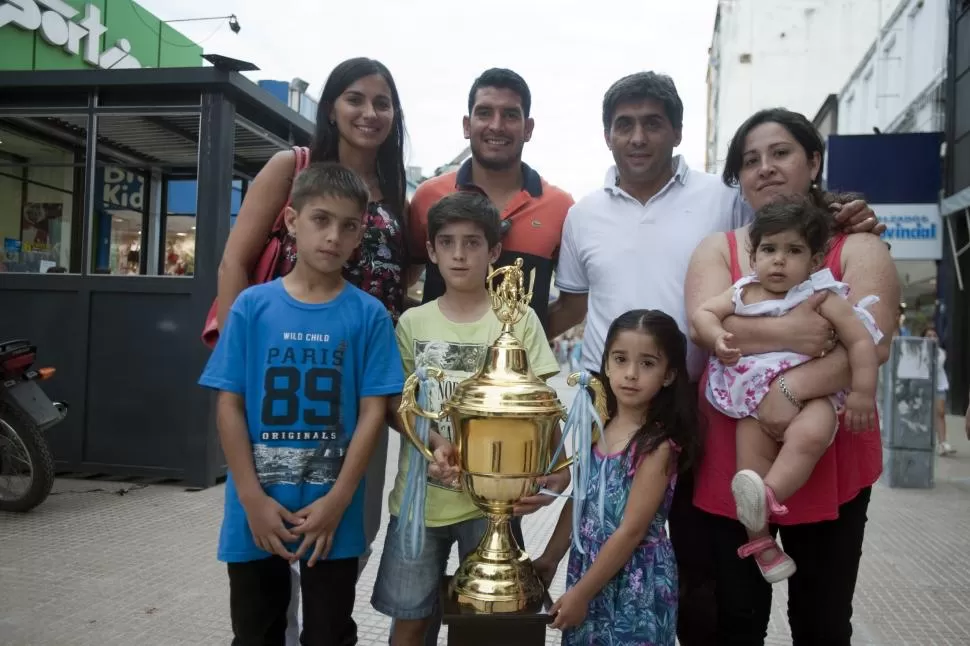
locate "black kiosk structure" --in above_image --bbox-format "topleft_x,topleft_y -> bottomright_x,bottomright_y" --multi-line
0,64 -> 312,487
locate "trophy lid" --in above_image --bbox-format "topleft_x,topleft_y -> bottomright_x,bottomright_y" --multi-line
445,259 -> 564,417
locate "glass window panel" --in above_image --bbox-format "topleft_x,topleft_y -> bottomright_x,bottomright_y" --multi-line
92,113 -> 208,276
160,177 -> 243,277
0,118 -> 84,274
163,214 -> 195,276
91,163 -> 149,275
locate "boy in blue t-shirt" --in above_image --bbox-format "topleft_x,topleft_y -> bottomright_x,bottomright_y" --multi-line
199,162 -> 404,645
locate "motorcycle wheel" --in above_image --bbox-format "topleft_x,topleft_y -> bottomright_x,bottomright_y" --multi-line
0,402 -> 55,512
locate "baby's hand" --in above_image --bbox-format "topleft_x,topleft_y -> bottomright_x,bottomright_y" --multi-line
842,392 -> 875,432
715,332 -> 742,366
428,435 -> 460,487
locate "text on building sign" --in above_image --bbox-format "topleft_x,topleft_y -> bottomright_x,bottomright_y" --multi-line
0,0 -> 142,69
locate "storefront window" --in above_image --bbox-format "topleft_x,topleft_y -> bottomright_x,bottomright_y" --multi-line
0,120 -> 84,274
161,178 -> 244,277
163,215 -> 196,276
85,113 -> 257,277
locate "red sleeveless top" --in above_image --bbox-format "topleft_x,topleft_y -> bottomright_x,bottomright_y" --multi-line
692,231 -> 882,523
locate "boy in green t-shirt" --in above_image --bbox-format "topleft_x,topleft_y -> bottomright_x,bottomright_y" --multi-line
371,191 -> 568,645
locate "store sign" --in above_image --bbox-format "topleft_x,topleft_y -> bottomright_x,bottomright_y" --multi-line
101,166 -> 145,211
873,203 -> 943,261
0,0 -> 142,69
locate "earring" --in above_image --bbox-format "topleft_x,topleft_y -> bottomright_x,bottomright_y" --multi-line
810,182 -> 819,192
329,119 -> 336,126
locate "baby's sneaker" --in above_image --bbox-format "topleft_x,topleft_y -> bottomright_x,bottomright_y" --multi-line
731,470 -> 788,533
738,536 -> 796,584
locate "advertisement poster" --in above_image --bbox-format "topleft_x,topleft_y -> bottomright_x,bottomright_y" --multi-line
21,202 -> 63,251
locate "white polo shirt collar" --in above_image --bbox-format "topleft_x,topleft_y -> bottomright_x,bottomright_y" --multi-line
602,155 -> 690,199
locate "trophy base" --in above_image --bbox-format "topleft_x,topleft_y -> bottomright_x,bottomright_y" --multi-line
449,547 -> 545,613
440,575 -> 553,646
448,513 -> 545,613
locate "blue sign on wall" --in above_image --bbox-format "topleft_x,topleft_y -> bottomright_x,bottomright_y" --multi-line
257,80 -> 289,105
827,132 -> 943,260
166,179 -> 243,216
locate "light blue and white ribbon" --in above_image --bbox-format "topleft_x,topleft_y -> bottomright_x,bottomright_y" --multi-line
543,371 -> 605,555
398,366 -> 435,561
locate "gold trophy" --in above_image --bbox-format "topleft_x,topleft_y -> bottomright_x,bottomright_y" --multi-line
398,258 -> 607,613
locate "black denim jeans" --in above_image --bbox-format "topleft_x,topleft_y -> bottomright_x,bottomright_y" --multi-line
708,487 -> 872,646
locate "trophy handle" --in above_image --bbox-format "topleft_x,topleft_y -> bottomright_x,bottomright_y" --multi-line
546,373 -> 609,472
398,368 -> 446,463
567,371 -> 609,432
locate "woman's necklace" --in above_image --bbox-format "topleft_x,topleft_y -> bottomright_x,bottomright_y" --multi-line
363,175 -> 381,200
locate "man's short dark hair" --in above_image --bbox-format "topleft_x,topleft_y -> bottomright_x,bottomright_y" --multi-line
749,195 -> 833,256
290,162 -> 370,213
427,192 -> 501,248
602,72 -> 683,131
468,68 -> 532,118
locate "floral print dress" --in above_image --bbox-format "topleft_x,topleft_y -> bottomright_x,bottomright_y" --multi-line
705,268 -> 883,421
563,442 -> 678,646
276,201 -> 407,322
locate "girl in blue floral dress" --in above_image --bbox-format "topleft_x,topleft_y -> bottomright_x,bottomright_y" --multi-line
534,310 -> 700,646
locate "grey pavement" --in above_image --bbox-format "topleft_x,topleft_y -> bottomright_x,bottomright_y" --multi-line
1,372 -> 969,645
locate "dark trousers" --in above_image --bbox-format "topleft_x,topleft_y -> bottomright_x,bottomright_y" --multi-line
710,487 -> 872,646
672,482 -> 872,646
668,471 -> 718,646
228,556 -> 359,646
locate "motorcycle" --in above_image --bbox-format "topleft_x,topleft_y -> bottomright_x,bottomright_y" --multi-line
0,339 -> 67,512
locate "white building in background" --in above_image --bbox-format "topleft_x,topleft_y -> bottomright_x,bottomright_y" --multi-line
434,146 -> 471,176
837,0 -> 949,135
706,0 -> 897,174
832,0 -> 950,316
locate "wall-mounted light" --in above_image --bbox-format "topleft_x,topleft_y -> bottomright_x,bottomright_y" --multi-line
165,14 -> 241,35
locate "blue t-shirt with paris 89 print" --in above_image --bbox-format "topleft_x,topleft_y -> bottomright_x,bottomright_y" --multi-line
199,279 -> 404,563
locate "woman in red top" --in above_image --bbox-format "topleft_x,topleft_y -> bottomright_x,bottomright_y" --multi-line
684,108 -> 899,645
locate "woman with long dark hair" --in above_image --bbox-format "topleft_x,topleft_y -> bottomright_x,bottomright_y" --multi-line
213,57 -> 413,645
218,57 -> 411,325
684,108 -> 900,644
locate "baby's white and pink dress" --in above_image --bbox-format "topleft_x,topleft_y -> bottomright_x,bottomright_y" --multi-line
706,268 -> 884,424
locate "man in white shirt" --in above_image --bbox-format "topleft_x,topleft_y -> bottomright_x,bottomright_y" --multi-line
546,71 -> 879,644
545,72 -> 748,644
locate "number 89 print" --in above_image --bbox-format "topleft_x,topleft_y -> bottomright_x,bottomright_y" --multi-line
260,367 -> 342,428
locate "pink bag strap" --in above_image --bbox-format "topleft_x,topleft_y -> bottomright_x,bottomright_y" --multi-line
269,146 -> 311,235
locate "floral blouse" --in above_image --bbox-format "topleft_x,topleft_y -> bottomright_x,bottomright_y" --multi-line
276,201 -> 407,322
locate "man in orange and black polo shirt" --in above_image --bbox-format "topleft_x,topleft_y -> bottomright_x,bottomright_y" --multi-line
408,68 -> 574,328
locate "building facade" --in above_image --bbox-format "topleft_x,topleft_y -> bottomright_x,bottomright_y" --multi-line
941,0 -> 970,412
705,0 -> 895,173
837,0 -> 949,136
831,0 -> 950,342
